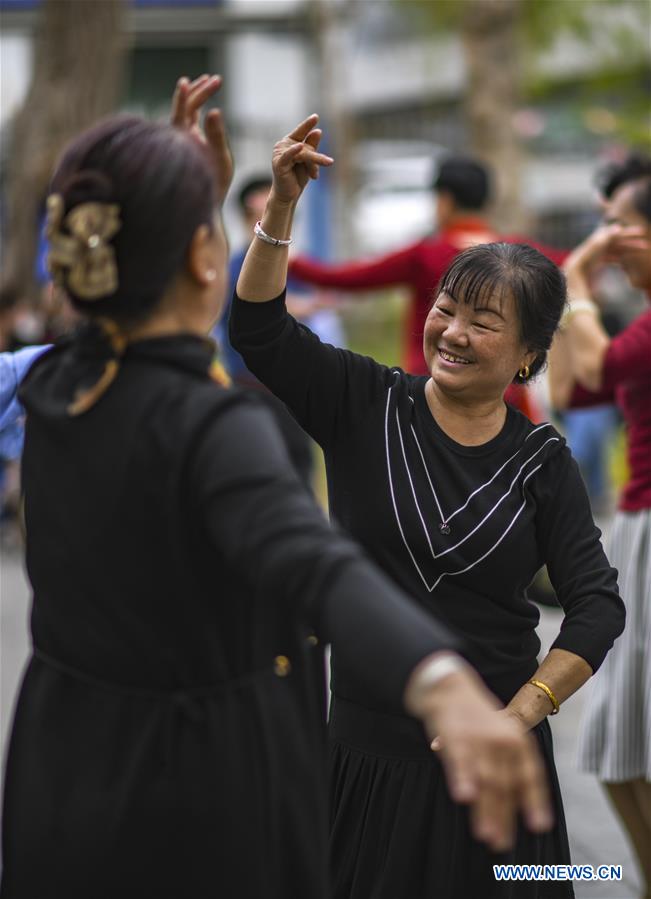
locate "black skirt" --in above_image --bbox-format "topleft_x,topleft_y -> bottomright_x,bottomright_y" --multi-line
329,697 -> 574,899
2,652 -> 330,899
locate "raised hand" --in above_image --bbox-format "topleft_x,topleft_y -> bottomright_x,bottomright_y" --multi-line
565,223 -> 649,274
171,74 -> 233,205
271,114 -> 334,205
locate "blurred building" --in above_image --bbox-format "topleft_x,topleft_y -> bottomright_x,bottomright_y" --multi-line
1,0 -> 648,255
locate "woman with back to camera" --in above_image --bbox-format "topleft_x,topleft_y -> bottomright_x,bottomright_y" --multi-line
0,78 -> 554,899
230,116 -> 626,898
550,154 -> 651,899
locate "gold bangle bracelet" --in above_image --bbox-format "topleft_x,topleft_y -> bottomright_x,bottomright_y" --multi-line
528,679 -> 560,715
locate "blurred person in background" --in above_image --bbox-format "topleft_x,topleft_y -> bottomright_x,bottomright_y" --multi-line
214,174 -> 319,487
0,344 -> 49,535
217,174 -> 346,377
1,78 -> 555,899
561,393 -> 618,515
0,285 -> 51,533
290,154 -> 566,421
550,153 -> 651,899
231,116 -> 624,899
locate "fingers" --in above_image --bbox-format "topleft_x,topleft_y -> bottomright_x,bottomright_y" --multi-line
304,129 -> 323,180
438,740 -> 478,805
515,736 -> 553,834
443,742 -> 518,852
171,74 -> 222,128
205,108 -> 233,199
186,75 -> 222,123
612,226 -> 650,251
170,77 -> 189,127
205,108 -> 227,148
470,753 -> 516,852
296,145 -> 333,167
276,141 -> 333,174
288,114 -> 320,142
304,128 -> 322,151
439,733 -> 552,852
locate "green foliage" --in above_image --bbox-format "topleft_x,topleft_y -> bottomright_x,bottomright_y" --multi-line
394,0 -> 650,148
522,0 -> 622,48
395,0 -> 649,59
396,0 -> 648,49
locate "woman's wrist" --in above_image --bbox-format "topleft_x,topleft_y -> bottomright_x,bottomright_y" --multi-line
505,681 -> 559,730
267,188 -> 298,210
499,705 -> 532,731
404,652 -> 479,719
560,297 -> 600,330
260,192 -> 297,243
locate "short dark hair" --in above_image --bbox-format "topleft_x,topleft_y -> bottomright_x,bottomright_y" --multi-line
436,243 -> 566,383
237,174 -> 272,213
432,156 -> 491,210
597,152 -> 651,200
50,115 -> 217,323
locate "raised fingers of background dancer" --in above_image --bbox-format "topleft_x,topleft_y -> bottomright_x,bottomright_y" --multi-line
171,74 -> 233,205
406,660 -> 553,851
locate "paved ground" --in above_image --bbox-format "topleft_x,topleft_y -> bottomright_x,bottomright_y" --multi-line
0,538 -> 643,897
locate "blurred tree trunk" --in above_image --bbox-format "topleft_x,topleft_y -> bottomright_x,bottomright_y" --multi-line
2,0 -> 128,307
460,0 -> 528,232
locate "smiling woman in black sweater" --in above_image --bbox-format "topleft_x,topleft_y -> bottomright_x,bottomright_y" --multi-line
1,82 -> 558,899
230,115 -> 625,898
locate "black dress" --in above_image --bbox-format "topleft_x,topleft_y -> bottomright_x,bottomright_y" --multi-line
230,292 -> 625,899
1,328 -> 457,899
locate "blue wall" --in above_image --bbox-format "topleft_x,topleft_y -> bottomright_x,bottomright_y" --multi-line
0,1 -> 221,9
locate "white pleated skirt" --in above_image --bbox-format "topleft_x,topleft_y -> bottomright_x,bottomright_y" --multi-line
576,508 -> 651,782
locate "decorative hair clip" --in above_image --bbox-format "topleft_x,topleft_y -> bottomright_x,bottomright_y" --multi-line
46,194 -> 122,301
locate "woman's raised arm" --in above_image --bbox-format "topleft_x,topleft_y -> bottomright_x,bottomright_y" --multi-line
236,114 -> 333,303
558,224 -> 648,392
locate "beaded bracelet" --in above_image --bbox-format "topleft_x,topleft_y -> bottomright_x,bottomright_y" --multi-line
559,298 -> 599,330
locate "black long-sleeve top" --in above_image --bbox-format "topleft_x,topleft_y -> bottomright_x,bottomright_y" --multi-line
3,328 -> 457,899
230,291 -> 625,709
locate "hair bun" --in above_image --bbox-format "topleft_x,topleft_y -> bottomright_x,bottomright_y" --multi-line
60,169 -> 115,209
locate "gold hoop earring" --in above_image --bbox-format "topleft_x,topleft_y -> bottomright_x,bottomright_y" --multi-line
518,364 -> 530,381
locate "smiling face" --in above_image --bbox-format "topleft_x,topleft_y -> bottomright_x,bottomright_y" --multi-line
423,287 -> 535,402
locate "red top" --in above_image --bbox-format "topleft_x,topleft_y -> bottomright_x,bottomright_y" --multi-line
570,307 -> 651,512
290,218 -> 566,376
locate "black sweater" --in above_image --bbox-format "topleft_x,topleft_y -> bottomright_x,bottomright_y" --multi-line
3,329 -> 457,899
231,291 -> 625,709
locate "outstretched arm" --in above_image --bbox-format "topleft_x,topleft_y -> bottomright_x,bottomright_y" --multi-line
290,241 -> 419,292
